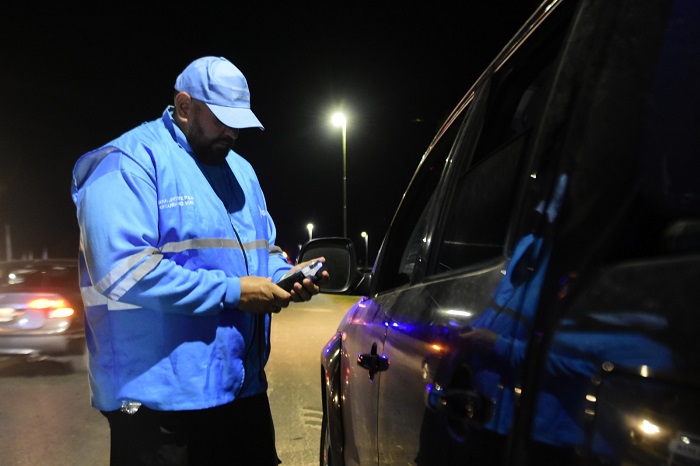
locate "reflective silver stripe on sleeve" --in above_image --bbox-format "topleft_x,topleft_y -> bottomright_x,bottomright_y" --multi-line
247,239 -> 271,252
161,238 -> 270,254
93,248 -> 160,296
90,238 -> 273,302
81,285 -> 141,310
268,245 -> 283,255
108,254 -> 164,300
160,238 -> 243,253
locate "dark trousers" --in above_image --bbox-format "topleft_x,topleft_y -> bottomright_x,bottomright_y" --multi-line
101,393 -> 280,466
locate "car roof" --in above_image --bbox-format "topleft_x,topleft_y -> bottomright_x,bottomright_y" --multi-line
0,259 -> 80,288
0,259 -> 78,267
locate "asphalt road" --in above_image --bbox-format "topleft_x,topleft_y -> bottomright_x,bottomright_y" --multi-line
0,293 -> 357,466
268,294 -> 358,466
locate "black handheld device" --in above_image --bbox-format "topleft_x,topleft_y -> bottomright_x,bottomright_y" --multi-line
276,260 -> 324,292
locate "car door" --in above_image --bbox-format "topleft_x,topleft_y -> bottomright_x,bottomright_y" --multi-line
511,0 -> 700,464
342,102 -> 470,465
365,2 -> 578,464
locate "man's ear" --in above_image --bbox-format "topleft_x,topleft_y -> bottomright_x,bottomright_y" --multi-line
174,92 -> 192,122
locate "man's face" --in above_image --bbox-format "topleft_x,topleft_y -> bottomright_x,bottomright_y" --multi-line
187,100 -> 240,165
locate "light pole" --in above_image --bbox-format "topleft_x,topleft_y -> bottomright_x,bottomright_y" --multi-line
360,231 -> 369,268
331,112 -> 347,238
306,223 -> 314,242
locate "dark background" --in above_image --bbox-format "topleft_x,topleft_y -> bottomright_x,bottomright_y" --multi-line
0,2 -> 539,264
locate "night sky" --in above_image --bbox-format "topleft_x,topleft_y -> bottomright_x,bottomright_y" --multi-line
1,2 -> 538,263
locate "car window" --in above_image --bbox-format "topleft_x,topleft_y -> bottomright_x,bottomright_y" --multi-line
430,33 -> 563,275
0,262 -> 78,290
396,194 -> 434,282
374,103 -> 473,293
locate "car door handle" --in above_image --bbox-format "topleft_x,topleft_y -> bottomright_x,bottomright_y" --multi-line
357,342 -> 390,381
427,385 -> 494,424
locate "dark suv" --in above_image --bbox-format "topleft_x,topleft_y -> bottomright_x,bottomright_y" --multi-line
301,0 -> 700,464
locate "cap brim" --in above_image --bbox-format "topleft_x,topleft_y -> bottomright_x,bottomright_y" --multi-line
208,103 -> 265,130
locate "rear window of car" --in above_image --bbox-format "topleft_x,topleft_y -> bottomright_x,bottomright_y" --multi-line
0,262 -> 78,290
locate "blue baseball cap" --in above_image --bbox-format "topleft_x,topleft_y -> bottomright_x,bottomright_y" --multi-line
175,56 -> 264,130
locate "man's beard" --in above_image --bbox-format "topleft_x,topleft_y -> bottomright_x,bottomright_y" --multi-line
188,115 -> 236,165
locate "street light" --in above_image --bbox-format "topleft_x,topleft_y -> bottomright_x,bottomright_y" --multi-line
360,231 -> 369,268
307,223 -> 314,241
331,112 -> 347,238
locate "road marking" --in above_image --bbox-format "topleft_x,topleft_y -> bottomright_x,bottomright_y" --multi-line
302,407 -> 323,429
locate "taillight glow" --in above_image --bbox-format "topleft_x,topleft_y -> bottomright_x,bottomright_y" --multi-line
27,298 -> 75,318
28,298 -> 66,309
48,307 -> 75,318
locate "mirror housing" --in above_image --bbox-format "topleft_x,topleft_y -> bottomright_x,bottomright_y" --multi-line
298,237 -> 372,296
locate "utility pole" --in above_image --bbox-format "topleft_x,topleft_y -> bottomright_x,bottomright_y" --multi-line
4,224 -> 12,261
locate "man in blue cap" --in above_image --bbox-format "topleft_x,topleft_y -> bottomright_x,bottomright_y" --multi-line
71,56 -> 328,465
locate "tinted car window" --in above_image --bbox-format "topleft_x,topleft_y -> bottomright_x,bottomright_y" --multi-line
433,29 -> 565,275
0,262 -> 78,290
375,103 -> 473,293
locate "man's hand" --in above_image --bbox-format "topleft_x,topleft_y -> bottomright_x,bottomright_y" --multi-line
238,276 -> 291,314
236,257 -> 330,313
279,257 -> 330,302
459,327 -> 499,353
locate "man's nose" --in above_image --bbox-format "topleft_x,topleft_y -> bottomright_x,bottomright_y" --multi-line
223,126 -> 240,139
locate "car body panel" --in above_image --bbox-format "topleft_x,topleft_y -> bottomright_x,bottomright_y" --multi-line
375,264 -> 506,464
339,297 -> 386,466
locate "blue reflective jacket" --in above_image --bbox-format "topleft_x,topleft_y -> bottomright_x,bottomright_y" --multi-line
71,107 -> 292,411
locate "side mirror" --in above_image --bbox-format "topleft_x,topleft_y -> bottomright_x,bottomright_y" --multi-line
298,237 -> 371,295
